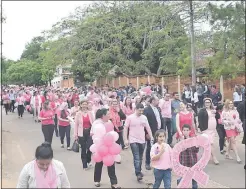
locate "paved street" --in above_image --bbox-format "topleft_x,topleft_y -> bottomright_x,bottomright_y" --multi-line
2,110 -> 245,188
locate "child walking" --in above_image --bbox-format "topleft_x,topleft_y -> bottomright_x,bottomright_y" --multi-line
150,129 -> 173,189
177,124 -> 199,189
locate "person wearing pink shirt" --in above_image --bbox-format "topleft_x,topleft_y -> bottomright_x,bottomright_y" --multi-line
151,129 -> 172,189
57,102 -> 71,150
74,100 -> 95,170
16,93 -> 25,118
31,91 -> 42,123
159,94 -> 172,145
122,97 -> 135,117
124,103 -> 153,181
2,91 -> 10,115
39,101 -> 55,145
86,87 -> 101,104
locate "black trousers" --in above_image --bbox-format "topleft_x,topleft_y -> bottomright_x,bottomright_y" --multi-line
17,105 -> 24,117
116,131 -> 125,149
163,117 -> 172,145
54,114 -> 59,137
3,103 -> 9,115
94,161 -> 117,185
59,125 -> 71,147
42,124 -> 55,144
192,101 -> 198,116
145,140 -> 151,166
11,100 -> 15,112
216,124 -> 226,151
198,95 -> 204,108
78,128 -> 92,168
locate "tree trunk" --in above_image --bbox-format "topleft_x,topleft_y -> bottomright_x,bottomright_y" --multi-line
189,0 -> 196,86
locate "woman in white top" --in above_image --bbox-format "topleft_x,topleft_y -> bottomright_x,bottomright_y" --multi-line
17,142 -> 70,188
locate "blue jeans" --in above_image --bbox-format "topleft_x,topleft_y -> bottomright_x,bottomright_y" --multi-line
153,168 -> 171,189
130,143 -> 146,176
145,140 -> 151,165
177,178 -> 198,189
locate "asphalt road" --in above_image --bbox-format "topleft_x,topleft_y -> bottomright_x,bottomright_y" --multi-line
2,110 -> 245,188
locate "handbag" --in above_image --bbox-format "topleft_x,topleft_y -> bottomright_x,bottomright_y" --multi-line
72,140 -> 80,153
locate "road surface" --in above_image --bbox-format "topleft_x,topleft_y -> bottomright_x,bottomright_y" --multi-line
2,110 -> 245,188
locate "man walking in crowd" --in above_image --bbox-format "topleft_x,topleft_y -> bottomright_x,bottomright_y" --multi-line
159,93 -> 172,145
143,96 -> 164,170
210,85 -> 222,107
124,103 -> 153,181
171,92 -> 181,145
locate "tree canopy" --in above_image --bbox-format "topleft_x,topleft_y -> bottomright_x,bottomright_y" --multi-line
3,1 -> 245,85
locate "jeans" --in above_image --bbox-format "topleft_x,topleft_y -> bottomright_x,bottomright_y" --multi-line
42,124 -> 55,144
171,116 -> 177,137
145,140 -> 151,166
130,143 -> 146,176
198,95 -> 203,108
116,131 -> 125,149
11,100 -> 15,112
163,118 -> 172,145
94,161 -> 117,185
177,178 -> 198,189
59,125 -> 71,147
78,128 -> 92,168
153,168 -> 171,189
17,105 -> 24,117
54,114 -> 59,137
216,124 -> 226,151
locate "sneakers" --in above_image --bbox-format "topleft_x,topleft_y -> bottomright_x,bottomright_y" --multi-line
145,164 -> 151,170
88,162 -> 93,167
61,144 -> 64,148
137,174 -> 143,181
67,147 -> 71,151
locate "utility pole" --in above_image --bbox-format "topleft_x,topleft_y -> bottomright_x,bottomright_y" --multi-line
188,0 -> 196,86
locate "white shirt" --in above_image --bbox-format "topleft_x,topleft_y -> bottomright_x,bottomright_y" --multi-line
184,90 -> 191,99
233,92 -> 242,102
150,105 -> 161,129
191,92 -> 199,103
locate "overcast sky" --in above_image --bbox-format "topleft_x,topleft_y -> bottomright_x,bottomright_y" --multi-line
2,1 -> 92,60
2,1 -> 229,61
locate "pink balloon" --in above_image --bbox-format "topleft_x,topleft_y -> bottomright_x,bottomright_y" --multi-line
94,125 -> 106,137
103,133 -> 114,147
89,144 -> 97,153
93,137 -> 101,145
108,143 -> 121,155
108,131 -> 119,142
105,121 -> 114,133
92,153 -> 103,163
103,155 -> 115,166
97,145 -> 109,157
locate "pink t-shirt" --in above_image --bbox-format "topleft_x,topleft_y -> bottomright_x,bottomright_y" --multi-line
150,143 -> 173,170
159,99 -> 172,118
122,105 -> 135,116
57,110 -> 70,127
39,110 -> 54,125
125,113 -> 152,144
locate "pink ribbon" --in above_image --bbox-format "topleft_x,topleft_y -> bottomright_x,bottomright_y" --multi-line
172,135 -> 211,188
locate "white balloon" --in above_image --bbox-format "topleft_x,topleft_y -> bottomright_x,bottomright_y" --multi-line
93,137 -> 101,145
108,131 -> 119,141
114,154 -> 121,162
